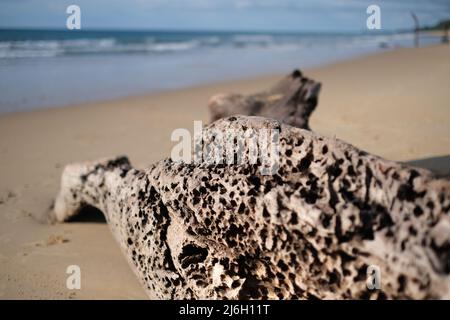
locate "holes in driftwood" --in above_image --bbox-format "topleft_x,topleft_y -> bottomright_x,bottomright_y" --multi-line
68,205 -> 106,223
179,244 -> 208,269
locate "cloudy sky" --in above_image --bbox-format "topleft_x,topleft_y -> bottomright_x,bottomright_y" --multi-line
0,0 -> 448,32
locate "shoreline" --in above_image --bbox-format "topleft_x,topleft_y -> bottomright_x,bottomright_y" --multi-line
0,44 -> 449,299
0,31 -> 443,115
0,41 -> 444,118
0,72 -> 283,118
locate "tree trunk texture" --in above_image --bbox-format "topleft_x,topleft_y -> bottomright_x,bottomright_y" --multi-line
54,116 -> 450,299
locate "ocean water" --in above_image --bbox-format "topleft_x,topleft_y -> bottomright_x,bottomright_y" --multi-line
0,29 -> 442,113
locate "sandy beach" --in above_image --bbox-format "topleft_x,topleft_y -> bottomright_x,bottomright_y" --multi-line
0,44 -> 449,299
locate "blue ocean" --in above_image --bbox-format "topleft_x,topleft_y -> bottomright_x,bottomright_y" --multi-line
0,29 -> 441,113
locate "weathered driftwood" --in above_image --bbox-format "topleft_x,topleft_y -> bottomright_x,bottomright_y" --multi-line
208,70 -> 321,130
54,116 -> 450,299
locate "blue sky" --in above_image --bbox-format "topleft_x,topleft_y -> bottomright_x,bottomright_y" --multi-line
0,0 -> 449,32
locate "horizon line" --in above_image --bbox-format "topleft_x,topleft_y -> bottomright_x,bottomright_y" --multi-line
0,26 -> 414,35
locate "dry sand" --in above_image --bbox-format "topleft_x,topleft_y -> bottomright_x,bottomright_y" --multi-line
0,44 -> 449,299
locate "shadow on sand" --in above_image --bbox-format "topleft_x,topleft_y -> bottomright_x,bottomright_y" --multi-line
405,154 -> 450,179
67,205 -> 107,223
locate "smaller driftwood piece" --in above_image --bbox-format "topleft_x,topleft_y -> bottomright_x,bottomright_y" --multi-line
208,70 -> 321,130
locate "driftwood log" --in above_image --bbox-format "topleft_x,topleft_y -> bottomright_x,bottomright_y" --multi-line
208,70 -> 321,130
54,116 -> 450,299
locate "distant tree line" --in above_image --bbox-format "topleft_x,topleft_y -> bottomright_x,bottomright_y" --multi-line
420,19 -> 450,31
